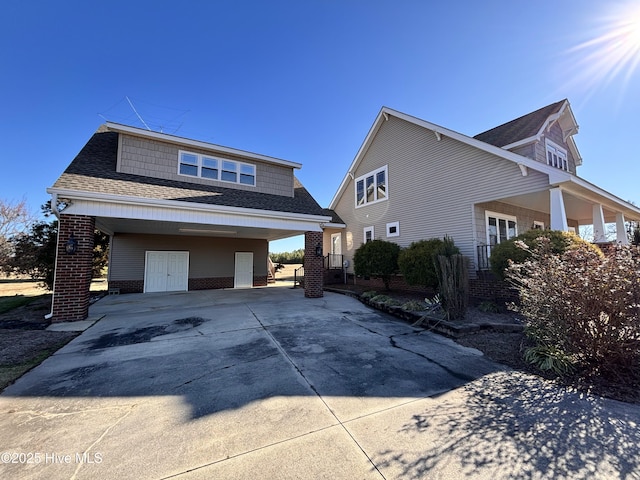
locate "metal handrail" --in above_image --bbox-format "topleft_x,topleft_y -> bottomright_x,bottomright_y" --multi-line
293,266 -> 304,288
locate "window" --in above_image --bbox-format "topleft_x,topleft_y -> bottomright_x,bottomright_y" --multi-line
486,212 -> 517,247
178,151 -> 256,186
355,166 -> 388,207
532,221 -> 545,230
364,226 -> 374,243
386,221 -> 399,238
546,140 -> 568,171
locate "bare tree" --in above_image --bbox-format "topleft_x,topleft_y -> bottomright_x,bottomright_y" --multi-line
0,198 -> 35,270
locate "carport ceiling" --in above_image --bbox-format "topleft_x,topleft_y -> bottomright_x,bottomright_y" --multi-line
95,217 -> 304,242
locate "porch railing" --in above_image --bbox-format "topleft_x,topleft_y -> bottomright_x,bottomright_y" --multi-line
476,244 -> 493,271
293,266 -> 304,288
324,254 -> 343,269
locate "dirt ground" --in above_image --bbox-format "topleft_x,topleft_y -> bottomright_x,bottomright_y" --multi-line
0,278 -> 107,388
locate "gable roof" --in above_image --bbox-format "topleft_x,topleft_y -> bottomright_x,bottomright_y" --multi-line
473,100 -> 566,147
49,130 -> 327,218
329,106 -> 574,209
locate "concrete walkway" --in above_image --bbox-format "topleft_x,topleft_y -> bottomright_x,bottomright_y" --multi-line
1,287 -> 638,479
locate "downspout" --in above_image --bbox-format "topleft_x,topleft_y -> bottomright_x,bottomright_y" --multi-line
45,193 -> 60,320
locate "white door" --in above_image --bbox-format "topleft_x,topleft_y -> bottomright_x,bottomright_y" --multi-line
234,252 -> 253,288
330,233 -> 342,268
144,251 -> 189,293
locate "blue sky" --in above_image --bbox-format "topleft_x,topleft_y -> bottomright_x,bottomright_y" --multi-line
2,0 -> 639,252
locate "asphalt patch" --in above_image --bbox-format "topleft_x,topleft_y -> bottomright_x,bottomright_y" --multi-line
88,316 -> 207,350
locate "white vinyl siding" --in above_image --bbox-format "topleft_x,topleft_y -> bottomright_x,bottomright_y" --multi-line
333,115 -> 551,273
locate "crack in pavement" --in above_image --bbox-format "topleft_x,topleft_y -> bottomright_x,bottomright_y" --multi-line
70,403 -> 137,480
344,314 -> 477,383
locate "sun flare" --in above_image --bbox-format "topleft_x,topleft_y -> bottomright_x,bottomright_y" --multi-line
567,3 -> 640,95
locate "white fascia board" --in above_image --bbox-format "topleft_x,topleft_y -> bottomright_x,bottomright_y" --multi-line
46,187 -> 332,224
382,108 -> 569,178
104,122 -> 302,170
328,108 -> 387,209
322,222 -> 346,229
553,176 -> 640,216
501,136 -> 539,150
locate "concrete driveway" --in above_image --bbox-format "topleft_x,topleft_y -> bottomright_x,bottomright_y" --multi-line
1,287 -> 639,479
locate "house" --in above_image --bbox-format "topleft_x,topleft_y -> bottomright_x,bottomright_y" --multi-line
323,100 -> 640,292
47,123 -> 331,322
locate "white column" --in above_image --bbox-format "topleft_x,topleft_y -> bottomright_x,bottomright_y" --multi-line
549,187 -> 569,231
592,204 -> 607,243
616,212 -> 629,244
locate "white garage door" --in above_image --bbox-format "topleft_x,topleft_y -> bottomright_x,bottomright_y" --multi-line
144,251 -> 189,293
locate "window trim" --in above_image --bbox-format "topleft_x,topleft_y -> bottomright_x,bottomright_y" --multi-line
178,150 -> 256,187
364,226 -> 374,243
532,220 -> 545,230
485,211 -> 518,246
545,139 -> 568,171
386,221 -> 400,238
355,165 -> 388,208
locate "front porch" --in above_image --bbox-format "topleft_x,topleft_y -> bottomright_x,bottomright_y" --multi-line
474,182 -> 640,271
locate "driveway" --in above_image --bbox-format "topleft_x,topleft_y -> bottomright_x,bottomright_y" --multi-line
1,287 -> 639,479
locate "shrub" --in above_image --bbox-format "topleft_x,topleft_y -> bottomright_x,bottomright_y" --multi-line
401,300 -> 428,312
353,239 -> 400,290
490,229 -> 601,279
370,295 -> 401,306
507,239 -> 640,383
398,238 -> 459,290
436,254 -> 469,320
361,290 -> 377,300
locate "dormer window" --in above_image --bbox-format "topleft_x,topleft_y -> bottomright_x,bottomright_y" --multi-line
546,140 -> 568,171
179,151 -> 256,186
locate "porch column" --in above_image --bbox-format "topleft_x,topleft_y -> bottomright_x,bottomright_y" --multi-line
549,187 -> 569,231
616,212 -> 629,245
592,204 -> 607,243
304,231 -> 323,298
51,214 -> 95,322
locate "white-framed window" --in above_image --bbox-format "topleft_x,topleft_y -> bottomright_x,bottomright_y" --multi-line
532,221 -> 545,230
486,211 -> 517,247
386,221 -> 400,238
355,165 -> 387,207
178,150 -> 256,186
545,140 -> 568,171
364,226 -> 374,243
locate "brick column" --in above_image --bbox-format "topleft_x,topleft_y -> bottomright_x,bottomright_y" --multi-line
304,231 -> 324,298
51,214 -> 95,322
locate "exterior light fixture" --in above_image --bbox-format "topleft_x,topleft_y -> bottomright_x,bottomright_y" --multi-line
315,242 -> 323,257
65,234 -> 78,255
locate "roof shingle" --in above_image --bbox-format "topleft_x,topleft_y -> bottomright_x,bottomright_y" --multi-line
473,100 -> 566,147
52,131 -> 327,217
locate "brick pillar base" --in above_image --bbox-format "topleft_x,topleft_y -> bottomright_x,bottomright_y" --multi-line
304,231 -> 324,298
52,215 -> 95,322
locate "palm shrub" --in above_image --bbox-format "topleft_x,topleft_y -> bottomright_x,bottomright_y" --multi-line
398,238 -> 459,290
353,239 -> 400,290
506,238 -> 640,382
490,229 -> 601,279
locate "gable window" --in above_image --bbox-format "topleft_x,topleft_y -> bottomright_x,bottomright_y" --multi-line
355,166 -> 388,207
179,151 -> 256,186
546,140 -> 568,171
364,226 -> 374,243
486,211 -> 517,247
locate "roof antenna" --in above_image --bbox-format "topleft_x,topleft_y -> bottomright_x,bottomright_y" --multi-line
126,96 -> 151,131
